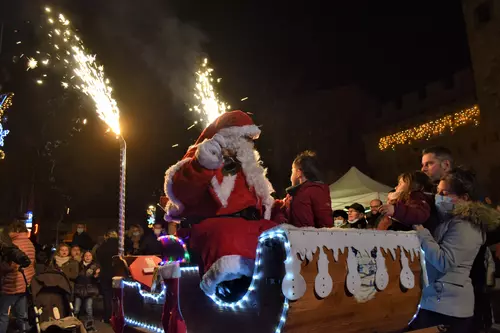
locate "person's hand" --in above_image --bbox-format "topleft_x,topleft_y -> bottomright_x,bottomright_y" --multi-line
95,268 -> 100,277
379,204 -> 395,216
196,134 -> 227,169
413,225 -> 424,231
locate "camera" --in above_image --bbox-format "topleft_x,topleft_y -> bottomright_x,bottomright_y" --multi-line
0,232 -> 31,268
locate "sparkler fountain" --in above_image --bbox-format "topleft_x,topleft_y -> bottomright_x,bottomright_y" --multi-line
39,7 -> 127,255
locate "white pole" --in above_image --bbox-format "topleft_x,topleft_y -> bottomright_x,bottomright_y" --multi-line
118,136 -> 127,256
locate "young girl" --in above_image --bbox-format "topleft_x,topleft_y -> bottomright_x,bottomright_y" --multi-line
71,245 -> 82,262
379,171 -> 435,231
50,243 -> 79,290
74,251 -> 100,331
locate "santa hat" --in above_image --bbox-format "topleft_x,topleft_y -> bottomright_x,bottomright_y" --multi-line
183,110 -> 261,159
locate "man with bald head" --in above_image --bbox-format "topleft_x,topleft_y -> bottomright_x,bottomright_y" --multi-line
366,199 -> 383,229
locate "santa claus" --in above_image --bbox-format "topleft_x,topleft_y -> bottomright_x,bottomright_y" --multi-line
163,110 -> 276,297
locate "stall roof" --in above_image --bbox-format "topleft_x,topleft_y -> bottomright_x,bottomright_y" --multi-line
329,166 -> 393,211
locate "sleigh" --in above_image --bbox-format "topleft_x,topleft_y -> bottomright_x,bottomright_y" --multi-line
112,225 -> 440,333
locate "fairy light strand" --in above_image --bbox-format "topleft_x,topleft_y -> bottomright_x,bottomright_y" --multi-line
0,93 -> 14,160
379,105 -> 480,151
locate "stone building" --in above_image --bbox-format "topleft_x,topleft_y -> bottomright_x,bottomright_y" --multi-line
363,68 -> 500,200
462,0 -> 500,128
362,1 -> 500,200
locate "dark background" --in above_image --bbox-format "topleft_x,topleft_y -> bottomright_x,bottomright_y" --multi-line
0,0 -> 471,223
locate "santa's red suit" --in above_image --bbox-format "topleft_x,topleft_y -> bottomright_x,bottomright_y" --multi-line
163,110 -> 276,295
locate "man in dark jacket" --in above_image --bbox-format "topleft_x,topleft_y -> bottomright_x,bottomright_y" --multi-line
72,224 -> 94,251
96,230 -> 118,324
366,199 -> 383,229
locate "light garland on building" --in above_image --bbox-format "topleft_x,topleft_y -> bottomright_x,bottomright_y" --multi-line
0,93 -> 14,160
0,93 -> 14,117
147,205 -> 156,228
378,105 -> 480,151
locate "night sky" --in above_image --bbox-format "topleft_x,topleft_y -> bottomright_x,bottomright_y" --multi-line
0,0 -> 470,223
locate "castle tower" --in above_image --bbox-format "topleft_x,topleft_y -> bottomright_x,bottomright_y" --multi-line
462,0 -> 500,126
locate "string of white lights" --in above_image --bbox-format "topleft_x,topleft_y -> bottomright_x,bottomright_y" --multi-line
122,280 -> 166,303
207,229 -> 293,333
123,231 -> 292,333
124,317 -> 163,333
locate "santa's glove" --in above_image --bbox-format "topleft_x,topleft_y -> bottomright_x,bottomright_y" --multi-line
196,134 -> 226,170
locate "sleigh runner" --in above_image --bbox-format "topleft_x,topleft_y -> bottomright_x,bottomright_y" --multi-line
111,225 -> 436,333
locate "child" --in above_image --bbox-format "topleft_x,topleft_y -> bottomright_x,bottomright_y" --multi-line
50,243 -> 79,290
379,171 -> 435,231
71,245 -> 82,262
74,251 -> 100,331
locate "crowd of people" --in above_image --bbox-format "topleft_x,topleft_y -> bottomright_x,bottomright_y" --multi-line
271,146 -> 500,333
1,143 -> 500,333
0,220 -> 167,333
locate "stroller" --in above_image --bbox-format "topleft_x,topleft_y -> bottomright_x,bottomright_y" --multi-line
23,268 -> 87,333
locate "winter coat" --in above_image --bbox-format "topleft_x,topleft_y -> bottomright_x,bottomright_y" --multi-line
96,237 -> 118,282
366,213 -> 384,229
72,231 -> 93,251
50,256 -> 79,290
417,201 -> 500,318
390,191 -> 434,231
74,261 -> 100,298
273,181 -> 333,228
1,232 -> 36,294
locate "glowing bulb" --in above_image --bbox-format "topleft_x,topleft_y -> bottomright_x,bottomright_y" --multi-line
26,57 -> 38,70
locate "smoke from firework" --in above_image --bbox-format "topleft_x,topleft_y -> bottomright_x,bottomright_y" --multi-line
94,0 -> 208,105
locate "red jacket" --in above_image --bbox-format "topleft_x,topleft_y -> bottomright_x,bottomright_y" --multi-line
273,181 -> 333,228
1,232 -> 36,294
392,191 -> 432,227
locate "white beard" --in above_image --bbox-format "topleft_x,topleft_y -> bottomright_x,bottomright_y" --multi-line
225,136 -> 275,219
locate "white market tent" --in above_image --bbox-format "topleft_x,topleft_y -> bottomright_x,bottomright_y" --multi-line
329,166 -> 394,211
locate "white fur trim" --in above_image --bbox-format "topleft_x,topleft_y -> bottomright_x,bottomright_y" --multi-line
199,255 -> 255,296
196,139 -> 224,170
164,158 -> 192,217
159,263 -> 181,279
218,125 -> 261,140
210,175 -> 237,207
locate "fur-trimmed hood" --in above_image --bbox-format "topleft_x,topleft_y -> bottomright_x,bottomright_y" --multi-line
453,201 -> 500,231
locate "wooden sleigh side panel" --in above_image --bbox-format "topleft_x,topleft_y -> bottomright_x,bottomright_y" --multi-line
284,247 -> 422,333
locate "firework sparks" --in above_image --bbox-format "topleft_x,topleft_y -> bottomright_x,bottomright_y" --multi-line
192,58 -> 230,126
27,57 -> 38,70
36,7 -> 121,134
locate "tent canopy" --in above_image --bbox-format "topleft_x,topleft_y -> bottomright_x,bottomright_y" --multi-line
329,166 -> 393,211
